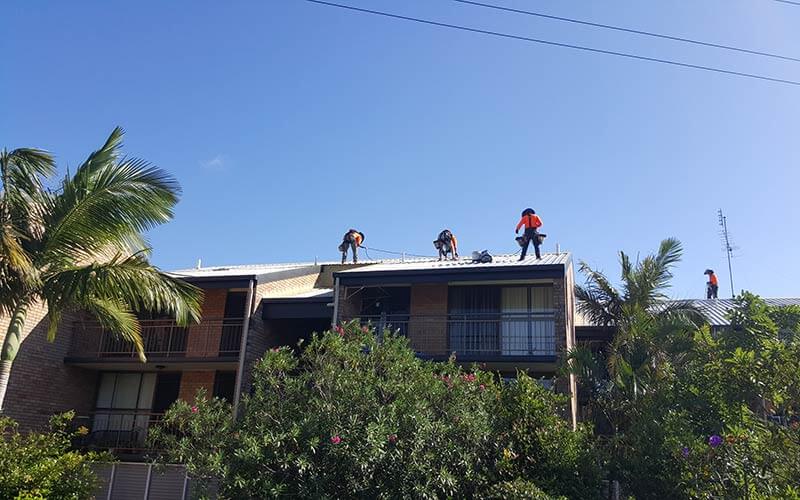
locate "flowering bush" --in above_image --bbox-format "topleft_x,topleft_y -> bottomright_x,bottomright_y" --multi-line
153,321 -> 598,498
0,412 -> 108,500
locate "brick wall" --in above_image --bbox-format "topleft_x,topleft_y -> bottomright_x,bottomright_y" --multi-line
239,269 -> 321,398
552,268 -> 578,427
178,371 -> 216,402
552,277 -> 567,353
0,301 -> 96,431
564,261 -> 578,427
239,299 -> 267,397
336,288 -> 362,323
408,284 -> 448,355
186,288 -> 227,357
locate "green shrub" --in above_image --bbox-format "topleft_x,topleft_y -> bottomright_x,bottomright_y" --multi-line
0,412 -> 108,500
480,478 -> 566,500
152,321 -> 600,499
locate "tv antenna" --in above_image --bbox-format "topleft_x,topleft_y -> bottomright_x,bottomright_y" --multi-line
717,209 -> 737,298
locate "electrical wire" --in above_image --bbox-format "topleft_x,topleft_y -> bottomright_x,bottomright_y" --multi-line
360,245 -> 437,259
450,0 -> 800,63
303,0 -> 800,87
772,0 -> 800,5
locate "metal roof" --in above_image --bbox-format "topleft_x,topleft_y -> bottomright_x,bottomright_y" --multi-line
336,252 -> 571,275
169,263 -> 314,279
575,298 -> 800,328
690,298 -> 800,326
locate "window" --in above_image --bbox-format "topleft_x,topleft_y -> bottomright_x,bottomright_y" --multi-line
359,287 -> 411,335
220,291 -> 248,357
500,286 -> 555,356
448,285 -> 555,356
213,371 -> 236,402
93,373 -> 157,447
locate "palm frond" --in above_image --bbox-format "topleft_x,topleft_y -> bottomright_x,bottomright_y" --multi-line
82,297 -> 145,362
42,131 -> 180,266
576,260 -> 623,326
44,253 -> 202,326
1,148 -> 56,195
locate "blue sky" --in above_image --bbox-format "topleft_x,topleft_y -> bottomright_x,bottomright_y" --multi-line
2,0 -> 798,299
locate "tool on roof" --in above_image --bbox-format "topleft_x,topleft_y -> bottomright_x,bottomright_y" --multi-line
704,269 -> 719,299
515,208 -> 544,261
339,229 -> 365,264
433,229 -> 459,261
471,250 -> 493,264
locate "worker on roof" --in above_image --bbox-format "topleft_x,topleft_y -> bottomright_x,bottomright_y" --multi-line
339,229 -> 364,264
704,269 -> 719,299
515,208 -> 543,261
433,229 -> 459,261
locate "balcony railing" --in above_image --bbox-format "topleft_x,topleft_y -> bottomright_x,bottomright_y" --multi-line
354,314 -> 557,359
68,318 -> 244,359
73,410 -> 164,455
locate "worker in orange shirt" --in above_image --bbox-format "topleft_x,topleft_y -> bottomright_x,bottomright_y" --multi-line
433,229 -> 459,261
339,229 -> 364,264
515,208 -> 543,260
704,269 -> 719,299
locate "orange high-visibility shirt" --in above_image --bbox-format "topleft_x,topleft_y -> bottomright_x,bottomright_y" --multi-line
709,273 -> 718,286
353,233 -> 363,246
516,214 -> 542,232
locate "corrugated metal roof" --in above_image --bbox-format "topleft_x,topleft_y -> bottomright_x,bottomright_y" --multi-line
169,263 -> 314,279
690,298 -> 800,326
575,298 -> 800,328
336,252 -> 571,274
168,257 -> 434,279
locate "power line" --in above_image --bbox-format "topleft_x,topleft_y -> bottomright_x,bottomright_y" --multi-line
450,0 -> 800,63
303,0 -> 800,88
772,0 -> 800,5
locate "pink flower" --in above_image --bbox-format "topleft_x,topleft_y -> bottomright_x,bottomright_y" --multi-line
270,347 -> 280,353
335,325 -> 345,337
479,384 -> 486,391
462,374 -> 476,383
330,435 -> 342,445
361,325 -> 370,333
388,434 -> 398,444
190,406 -> 199,413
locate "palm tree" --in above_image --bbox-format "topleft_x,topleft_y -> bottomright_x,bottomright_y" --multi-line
0,128 -> 202,411
570,238 -> 701,406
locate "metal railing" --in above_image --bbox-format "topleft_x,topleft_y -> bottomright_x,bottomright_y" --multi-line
73,410 -> 164,454
69,318 -> 244,359
355,314 -> 557,358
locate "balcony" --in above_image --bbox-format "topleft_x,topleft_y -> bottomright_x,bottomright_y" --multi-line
355,314 -> 557,361
68,317 -> 244,360
73,410 -> 164,456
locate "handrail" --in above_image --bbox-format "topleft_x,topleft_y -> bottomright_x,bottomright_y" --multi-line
69,317 -> 246,359
345,314 -> 558,357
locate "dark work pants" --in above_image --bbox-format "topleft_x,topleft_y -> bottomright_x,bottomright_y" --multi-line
520,228 -> 541,259
341,241 -> 358,263
707,284 -> 718,299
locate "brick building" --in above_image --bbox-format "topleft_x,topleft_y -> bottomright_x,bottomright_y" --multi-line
1,252 -> 579,498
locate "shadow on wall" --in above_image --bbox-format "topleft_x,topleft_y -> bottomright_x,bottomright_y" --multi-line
1,303 -> 97,431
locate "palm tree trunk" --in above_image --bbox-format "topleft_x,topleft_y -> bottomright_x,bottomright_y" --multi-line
0,299 -> 30,412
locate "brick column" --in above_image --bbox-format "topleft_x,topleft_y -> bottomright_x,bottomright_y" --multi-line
178,371 -> 216,402
409,284 -> 448,355
186,289 -> 227,357
337,288 -> 362,323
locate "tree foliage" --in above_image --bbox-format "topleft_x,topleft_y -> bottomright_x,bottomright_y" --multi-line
0,412 -> 109,500
151,322 -> 601,499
